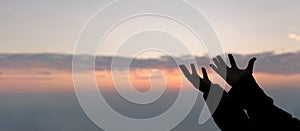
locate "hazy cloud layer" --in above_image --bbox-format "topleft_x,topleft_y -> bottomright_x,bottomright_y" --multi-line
0,51 -> 300,75
289,33 -> 300,42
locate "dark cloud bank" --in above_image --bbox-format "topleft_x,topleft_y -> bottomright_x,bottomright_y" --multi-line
0,51 -> 300,75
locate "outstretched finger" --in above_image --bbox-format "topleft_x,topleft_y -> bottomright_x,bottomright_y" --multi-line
216,55 -> 227,67
246,57 -> 257,73
228,54 -> 238,68
212,58 -> 221,67
179,64 -> 191,78
190,63 -> 198,75
202,67 -> 209,80
209,64 -> 219,74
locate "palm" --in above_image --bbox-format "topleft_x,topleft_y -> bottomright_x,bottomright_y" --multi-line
210,54 -> 256,86
226,67 -> 249,86
179,64 -> 211,93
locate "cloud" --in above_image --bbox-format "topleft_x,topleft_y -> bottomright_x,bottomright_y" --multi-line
0,53 -> 73,72
35,71 -> 52,75
288,33 -> 300,41
224,52 -> 300,75
0,51 -> 300,75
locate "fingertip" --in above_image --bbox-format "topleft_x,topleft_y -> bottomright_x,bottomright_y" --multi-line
247,57 -> 257,71
228,54 -> 234,59
250,57 -> 257,63
179,64 -> 186,71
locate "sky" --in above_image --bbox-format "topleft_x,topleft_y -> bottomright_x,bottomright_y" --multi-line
1,1 -> 300,130
1,0 -> 300,92
0,0 -> 300,55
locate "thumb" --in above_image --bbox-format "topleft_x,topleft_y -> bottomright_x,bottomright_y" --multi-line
246,57 -> 257,73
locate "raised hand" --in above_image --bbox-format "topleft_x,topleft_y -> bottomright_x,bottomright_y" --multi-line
179,63 -> 211,93
210,54 -> 256,86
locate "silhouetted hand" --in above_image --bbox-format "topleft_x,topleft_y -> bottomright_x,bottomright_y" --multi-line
180,64 -> 263,131
179,63 -> 211,93
210,54 -> 256,86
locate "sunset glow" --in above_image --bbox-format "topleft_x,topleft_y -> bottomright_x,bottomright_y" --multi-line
1,67 -> 299,93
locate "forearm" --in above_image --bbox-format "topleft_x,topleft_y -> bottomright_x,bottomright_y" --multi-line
229,75 -> 300,130
204,84 -> 261,131
229,75 -> 273,109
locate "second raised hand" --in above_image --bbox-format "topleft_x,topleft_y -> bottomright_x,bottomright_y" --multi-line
210,54 -> 257,86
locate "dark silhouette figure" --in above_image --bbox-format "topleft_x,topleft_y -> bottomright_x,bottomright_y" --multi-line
211,54 -> 300,130
180,64 -> 262,130
180,54 -> 300,131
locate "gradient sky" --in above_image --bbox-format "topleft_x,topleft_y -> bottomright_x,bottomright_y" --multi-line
1,2 -> 300,130
1,52 -> 300,93
0,0 -> 300,55
1,0 -> 300,92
